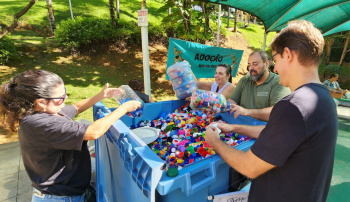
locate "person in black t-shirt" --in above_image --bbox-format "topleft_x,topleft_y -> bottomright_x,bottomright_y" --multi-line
205,20 -> 337,202
128,79 -> 154,103
0,70 -> 141,201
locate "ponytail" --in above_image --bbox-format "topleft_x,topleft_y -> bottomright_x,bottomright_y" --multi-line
0,70 -> 63,131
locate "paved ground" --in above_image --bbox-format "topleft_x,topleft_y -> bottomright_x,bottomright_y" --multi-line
0,106 -> 349,202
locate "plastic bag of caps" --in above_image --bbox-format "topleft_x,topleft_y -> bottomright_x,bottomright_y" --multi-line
113,85 -> 144,117
167,61 -> 198,99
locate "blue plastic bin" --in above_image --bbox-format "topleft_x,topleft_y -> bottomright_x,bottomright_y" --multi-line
93,100 -> 266,202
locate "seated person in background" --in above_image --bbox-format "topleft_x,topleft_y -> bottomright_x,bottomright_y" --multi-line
323,73 -> 347,97
129,79 -> 154,103
195,63 -> 235,99
228,50 -> 291,121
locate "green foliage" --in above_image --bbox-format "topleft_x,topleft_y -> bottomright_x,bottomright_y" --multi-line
55,16 -> 117,51
0,36 -> 17,64
319,64 -> 343,79
159,0 -> 217,43
55,16 -> 168,52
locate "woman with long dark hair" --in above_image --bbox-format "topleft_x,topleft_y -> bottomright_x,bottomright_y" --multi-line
0,69 -> 141,202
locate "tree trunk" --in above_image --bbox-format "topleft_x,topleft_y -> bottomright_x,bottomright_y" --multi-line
46,0 -> 56,36
109,0 -> 117,28
233,9 -> 238,32
339,32 -> 350,66
325,37 -> 334,66
116,0 -> 120,19
0,0 -> 38,39
226,7 -> 230,28
247,14 -> 250,27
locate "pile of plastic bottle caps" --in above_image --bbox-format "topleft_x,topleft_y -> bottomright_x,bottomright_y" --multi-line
131,102 -> 251,176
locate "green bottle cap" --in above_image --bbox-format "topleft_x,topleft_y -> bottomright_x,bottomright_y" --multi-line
167,167 -> 179,177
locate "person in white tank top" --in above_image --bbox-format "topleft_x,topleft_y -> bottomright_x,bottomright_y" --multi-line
195,63 -> 235,99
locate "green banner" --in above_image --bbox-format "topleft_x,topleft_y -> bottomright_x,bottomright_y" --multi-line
166,38 -> 243,79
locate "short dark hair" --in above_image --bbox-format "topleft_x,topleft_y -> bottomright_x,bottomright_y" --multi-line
330,73 -> 338,79
217,63 -> 232,83
249,50 -> 269,63
270,20 -> 324,66
0,70 -> 63,131
129,79 -> 144,92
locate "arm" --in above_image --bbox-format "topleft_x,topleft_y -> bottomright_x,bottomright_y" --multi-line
191,70 -> 213,91
196,81 -> 213,91
83,101 -> 141,140
73,83 -> 121,114
214,122 -> 265,139
229,105 -> 272,122
205,126 -> 275,179
220,83 -> 235,99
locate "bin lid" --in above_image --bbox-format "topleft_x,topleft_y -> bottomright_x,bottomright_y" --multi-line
131,127 -> 160,144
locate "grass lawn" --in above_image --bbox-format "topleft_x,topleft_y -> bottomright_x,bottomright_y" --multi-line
0,0 -> 167,31
220,16 -> 277,53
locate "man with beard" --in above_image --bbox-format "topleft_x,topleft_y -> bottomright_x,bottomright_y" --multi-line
228,50 -> 290,121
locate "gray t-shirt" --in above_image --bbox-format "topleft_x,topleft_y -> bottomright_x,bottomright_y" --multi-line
18,105 -> 90,196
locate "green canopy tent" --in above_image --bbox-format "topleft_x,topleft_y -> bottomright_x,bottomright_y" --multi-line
204,0 -> 350,48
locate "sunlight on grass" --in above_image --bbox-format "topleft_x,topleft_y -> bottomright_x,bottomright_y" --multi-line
52,56 -> 74,64
0,0 -> 168,29
238,24 -> 276,52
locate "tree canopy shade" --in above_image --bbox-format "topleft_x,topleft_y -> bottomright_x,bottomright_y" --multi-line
202,0 -> 350,36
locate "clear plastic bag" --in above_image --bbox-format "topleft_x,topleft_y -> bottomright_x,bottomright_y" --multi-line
113,85 -> 144,117
167,61 -> 198,99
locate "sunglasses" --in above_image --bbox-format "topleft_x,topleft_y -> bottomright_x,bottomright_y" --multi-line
45,87 -> 67,105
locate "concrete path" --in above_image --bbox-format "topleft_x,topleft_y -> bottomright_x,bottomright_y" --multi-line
0,106 -> 349,202
0,142 -> 32,202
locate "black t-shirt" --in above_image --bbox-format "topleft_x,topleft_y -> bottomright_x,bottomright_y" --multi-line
18,105 -> 90,196
135,91 -> 150,103
249,83 -> 338,202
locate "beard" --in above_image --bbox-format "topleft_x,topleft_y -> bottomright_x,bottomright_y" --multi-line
250,64 -> 266,82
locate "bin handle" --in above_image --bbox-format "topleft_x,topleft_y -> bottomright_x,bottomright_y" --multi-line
117,133 -> 135,172
186,162 -> 216,196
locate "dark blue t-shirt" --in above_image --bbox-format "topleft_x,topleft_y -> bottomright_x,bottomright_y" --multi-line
19,105 -> 90,196
249,83 -> 338,202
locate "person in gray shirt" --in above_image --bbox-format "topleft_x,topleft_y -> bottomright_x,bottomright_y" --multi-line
0,70 -> 141,202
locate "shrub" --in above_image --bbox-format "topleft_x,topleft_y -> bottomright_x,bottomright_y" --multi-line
55,17 -> 168,53
319,64 -> 342,79
0,36 -> 16,65
55,16 -> 117,52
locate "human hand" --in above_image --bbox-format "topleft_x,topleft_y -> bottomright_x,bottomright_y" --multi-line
120,100 -> 142,113
204,125 -> 221,147
227,99 -> 237,105
101,83 -> 124,98
185,96 -> 191,101
330,90 -> 336,93
229,103 -> 249,119
209,122 -> 234,134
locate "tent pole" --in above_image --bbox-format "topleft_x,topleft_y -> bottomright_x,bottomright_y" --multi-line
262,32 -> 267,51
217,4 -> 221,47
69,0 -> 73,19
141,1 -> 151,96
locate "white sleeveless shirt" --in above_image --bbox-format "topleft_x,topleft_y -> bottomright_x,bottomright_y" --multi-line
211,82 -> 230,93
